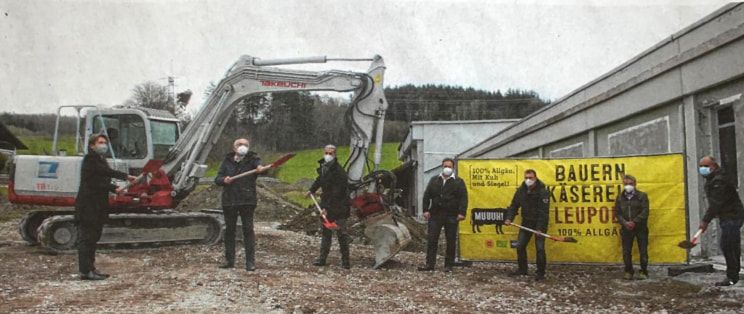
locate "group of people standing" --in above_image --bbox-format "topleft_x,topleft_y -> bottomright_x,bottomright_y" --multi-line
75,135 -> 742,288
414,156 -> 741,287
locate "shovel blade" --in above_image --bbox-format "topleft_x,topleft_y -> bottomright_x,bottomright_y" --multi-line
678,240 -> 697,249
323,221 -> 339,230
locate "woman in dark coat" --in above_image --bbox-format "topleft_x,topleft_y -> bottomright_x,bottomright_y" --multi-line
75,134 -> 134,280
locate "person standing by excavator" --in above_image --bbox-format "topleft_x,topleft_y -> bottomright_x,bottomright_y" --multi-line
504,169 -> 550,281
418,158 -> 468,273
307,144 -> 352,269
215,138 -> 270,271
697,155 -> 744,286
614,174 -> 650,280
76,134 -> 136,280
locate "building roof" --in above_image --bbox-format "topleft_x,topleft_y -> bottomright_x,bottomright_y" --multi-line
459,3 -> 743,158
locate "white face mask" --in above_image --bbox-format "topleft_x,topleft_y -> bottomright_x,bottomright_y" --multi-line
524,179 -> 535,187
624,185 -> 635,193
323,154 -> 335,163
442,167 -> 454,176
236,145 -> 249,156
93,144 -> 108,155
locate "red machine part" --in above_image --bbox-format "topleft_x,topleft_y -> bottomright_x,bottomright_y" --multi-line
351,192 -> 385,219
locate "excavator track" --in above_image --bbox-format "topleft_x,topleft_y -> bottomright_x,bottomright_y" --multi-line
37,211 -> 224,252
18,210 -> 75,245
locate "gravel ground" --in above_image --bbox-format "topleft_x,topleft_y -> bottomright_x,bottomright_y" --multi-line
1,218 -> 744,313
2,182 -> 744,313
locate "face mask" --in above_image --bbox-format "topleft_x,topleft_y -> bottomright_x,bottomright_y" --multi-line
237,145 -> 249,156
323,154 -> 335,163
442,167 -> 453,176
624,185 -> 635,193
698,166 -> 711,176
524,179 -> 535,187
93,144 -> 108,155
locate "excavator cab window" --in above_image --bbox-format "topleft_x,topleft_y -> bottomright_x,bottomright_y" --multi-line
92,114 -> 147,159
150,120 -> 179,159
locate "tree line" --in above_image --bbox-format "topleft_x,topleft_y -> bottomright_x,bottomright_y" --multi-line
1,81 -> 548,160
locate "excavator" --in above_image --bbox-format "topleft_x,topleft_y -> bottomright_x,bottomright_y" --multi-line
7,55 -> 411,268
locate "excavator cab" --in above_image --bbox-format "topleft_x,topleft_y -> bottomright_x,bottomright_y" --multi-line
84,107 -> 180,170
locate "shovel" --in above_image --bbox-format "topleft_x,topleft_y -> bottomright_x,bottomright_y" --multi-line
508,222 -> 578,243
310,194 -> 339,230
678,228 -> 703,249
230,153 -> 296,180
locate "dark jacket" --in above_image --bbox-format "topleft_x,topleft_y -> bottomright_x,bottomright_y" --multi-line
614,190 -> 649,225
702,168 -> 744,223
422,174 -> 468,218
75,152 -> 128,223
215,152 -> 262,207
506,180 -> 550,231
309,158 -> 350,220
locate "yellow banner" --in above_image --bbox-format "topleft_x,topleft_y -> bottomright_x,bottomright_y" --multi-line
457,154 -> 687,264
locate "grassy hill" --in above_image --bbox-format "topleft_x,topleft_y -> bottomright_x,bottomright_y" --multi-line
13,135 -> 402,185
274,143 -> 402,184
16,136 -> 79,155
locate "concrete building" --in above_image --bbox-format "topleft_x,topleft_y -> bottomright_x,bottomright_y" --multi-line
459,3 -> 744,258
398,119 -> 517,218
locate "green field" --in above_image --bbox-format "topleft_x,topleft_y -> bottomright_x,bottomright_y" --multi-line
273,143 -> 402,184
14,136 -> 402,185
16,135 -> 80,156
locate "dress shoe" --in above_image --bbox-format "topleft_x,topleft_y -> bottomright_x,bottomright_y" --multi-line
219,262 -> 234,269
342,263 -> 351,270
714,278 -> 737,286
79,271 -> 106,281
245,264 -> 256,272
508,271 -> 528,277
93,269 -> 110,278
313,260 -> 327,267
443,267 -> 453,273
535,273 -> 546,281
417,266 -> 435,271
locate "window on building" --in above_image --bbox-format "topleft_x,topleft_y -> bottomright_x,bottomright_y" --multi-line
717,106 -> 738,184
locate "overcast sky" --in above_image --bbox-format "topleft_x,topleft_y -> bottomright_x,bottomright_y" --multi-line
0,0 -> 731,114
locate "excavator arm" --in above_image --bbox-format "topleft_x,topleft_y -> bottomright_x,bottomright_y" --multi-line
163,55 -> 389,201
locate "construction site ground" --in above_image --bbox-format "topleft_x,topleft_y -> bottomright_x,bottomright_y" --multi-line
2,181 -> 744,313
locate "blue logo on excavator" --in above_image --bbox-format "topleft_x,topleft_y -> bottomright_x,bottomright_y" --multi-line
37,161 -> 59,178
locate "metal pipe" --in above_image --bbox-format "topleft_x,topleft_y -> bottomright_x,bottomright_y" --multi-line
373,109 -> 386,171
252,56 -> 375,66
252,56 -> 327,66
52,107 -> 62,155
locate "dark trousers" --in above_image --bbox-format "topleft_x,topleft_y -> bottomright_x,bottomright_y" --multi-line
77,220 -> 104,274
620,223 -> 649,273
425,216 -> 458,268
720,219 -> 743,282
222,205 -> 256,266
318,218 -> 350,264
516,220 -> 546,275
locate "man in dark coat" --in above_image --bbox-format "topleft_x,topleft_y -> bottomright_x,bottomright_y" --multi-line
307,145 -> 351,269
215,138 -> 269,271
698,156 -> 744,286
75,134 -> 135,280
417,158 -> 468,272
504,169 -> 550,281
614,174 -> 650,280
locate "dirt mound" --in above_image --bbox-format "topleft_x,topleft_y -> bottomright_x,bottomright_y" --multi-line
175,181 -> 304,222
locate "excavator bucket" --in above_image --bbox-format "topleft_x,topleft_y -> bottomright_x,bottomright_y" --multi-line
353,193 -> 413,268
363,211 -> 412,269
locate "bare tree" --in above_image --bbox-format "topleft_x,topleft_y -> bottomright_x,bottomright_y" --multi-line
124,81 -> 175,113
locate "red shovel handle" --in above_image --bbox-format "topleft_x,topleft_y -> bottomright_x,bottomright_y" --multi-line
310,194 -> 338,230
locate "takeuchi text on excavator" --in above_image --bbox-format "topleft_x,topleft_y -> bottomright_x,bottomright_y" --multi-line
7,54 -> 411,268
